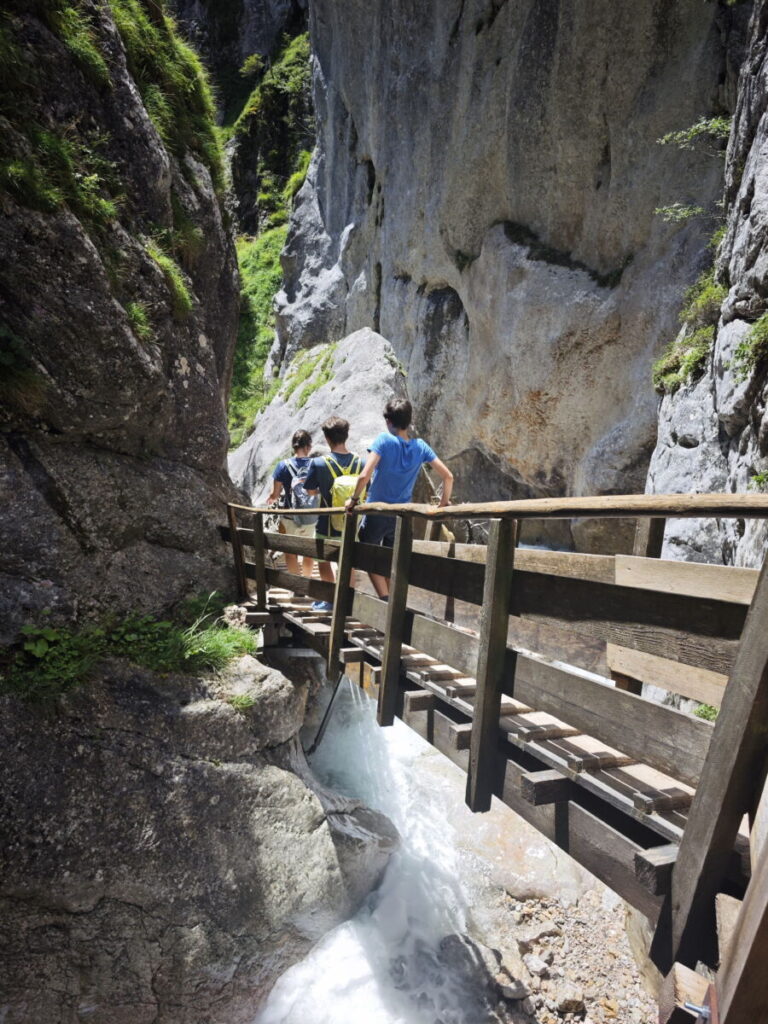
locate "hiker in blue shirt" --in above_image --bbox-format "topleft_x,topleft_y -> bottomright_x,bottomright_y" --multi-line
304,416 -> 363,611
267,429 -> 315,578
344,399 -> 454,598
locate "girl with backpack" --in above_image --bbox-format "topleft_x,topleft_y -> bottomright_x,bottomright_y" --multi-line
267,429 -> 319,578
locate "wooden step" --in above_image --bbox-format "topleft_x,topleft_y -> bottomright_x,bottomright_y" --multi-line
501,711 -> 581,742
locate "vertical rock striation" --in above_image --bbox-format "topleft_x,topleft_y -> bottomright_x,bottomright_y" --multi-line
273,0 -> 735,549
648,0 -> 768,566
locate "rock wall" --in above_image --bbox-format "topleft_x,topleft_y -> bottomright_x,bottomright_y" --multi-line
648,0 -> 768,567
273,0 -> 742,550
0,658 -> 396,1022
0,2 -> 239,643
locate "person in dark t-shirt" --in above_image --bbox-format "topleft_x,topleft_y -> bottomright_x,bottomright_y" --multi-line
305,416 -> 362,609
267,428 -> 315,578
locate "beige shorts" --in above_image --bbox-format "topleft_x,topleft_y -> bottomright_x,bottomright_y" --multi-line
279,517 -> 315,538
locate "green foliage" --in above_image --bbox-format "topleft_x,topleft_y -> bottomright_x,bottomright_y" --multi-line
146,240 -> 193,318
658,116 -> 732,152
749,471 -> 768,491
709,224 -> 727,251
227,693 -> 257,712
170,191 -> 205,267
109,0 -> 224,192
654,203 -> 704,224
1,597 -> 258,700
732,312 -> 768,381
694,703 -> 718,722
44,2 -> 112,88
680,268 -> 727,330
283,148 -> 312,203
295,343 -> 337,408
652,326 -> 714,394
239,53 -> 264,79
228,226 -> 288,445
234,32 -> 313,225
126,300 -> 153,342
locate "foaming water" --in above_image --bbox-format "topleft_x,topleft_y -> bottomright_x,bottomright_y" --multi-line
255,679 -> 470,1024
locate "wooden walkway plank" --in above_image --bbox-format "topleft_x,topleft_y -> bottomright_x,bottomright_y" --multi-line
327,517 -> 357,674
378,516 -> 413,726
466,518 -> 519,812
652,553 -> 768,973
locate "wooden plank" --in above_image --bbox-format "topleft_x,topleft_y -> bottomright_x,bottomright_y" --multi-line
340,647 -> 364,664
466,518 -> 518,812
262,567 -> 334,603
244,611 -> 272,626
514,655 -> 713,788
633,516 -> 665,558
635,844 -> 678,896
378,516 -> 413,727
501,710 -> 581,742
520,769 -> 574,805
327,517 -> 356,674
540,733 -> 635,772
607,644 -> 728,707
227,504 -> 249,601
231,492 -> 768,520
616,556 -> 757,606
448,720 -> 473,751
659,963 -> 709,1024
251,513 -> 268,610
715,893 -> 741,968
653,554 -> 768,973
403,689 -> 435,712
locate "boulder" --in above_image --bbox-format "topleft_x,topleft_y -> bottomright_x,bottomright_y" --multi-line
229,327 -> 408,502
0,660 -> 397,1023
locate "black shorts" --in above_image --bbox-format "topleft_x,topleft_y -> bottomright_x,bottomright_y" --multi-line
358,514 -> 396,548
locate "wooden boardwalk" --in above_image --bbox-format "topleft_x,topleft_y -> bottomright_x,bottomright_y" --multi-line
222,493 -> 768,1024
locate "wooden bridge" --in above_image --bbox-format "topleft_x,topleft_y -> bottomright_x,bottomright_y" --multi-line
222,493 -> 768,1024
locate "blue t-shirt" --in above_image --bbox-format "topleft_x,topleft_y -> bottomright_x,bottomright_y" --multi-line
273,456 -> 312,508
367,432 -> 436,504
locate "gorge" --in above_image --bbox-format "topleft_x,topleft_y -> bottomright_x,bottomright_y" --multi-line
2,0 -> 768,1021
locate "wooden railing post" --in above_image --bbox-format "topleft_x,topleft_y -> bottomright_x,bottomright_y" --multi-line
377,515 -> 413,727
251,512 -> 268,611
227,504 -> 249,602
651,550 -> 768,972
466,517 -> 519,812
634,516 -> 666,558
327,515 -> 357,675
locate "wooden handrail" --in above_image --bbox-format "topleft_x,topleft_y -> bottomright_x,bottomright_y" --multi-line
227,492 -> 768,521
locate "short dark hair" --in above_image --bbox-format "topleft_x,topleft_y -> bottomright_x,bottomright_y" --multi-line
322,416 -> 349,446
291,429 -> 312,451
384,399 -> 412,430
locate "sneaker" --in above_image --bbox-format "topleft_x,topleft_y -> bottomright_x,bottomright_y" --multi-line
311,600 -> 334,613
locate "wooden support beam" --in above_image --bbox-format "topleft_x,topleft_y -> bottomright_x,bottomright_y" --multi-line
652,553 -> 768,973
340,647 -> 364,664
327,517 -> 356,674
466,518 -> 518,812
659,963 -> 709,1024
635,844 -> 678,897
244,611 -> 272,626
403,689 -> 435,712
378,516 -> 413,727
520,769 -> 573,806
251,513 -> 268,610
227,504 -> 249,601
633,516 -> 665,558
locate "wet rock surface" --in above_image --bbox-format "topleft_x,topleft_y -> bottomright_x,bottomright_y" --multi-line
0,659 -> 398,1023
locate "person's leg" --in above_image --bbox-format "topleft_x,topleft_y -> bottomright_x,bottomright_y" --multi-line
369,571 -> 389,598
285,552 -> 299,574
359,515 -> 396,598
318,560 -> 335,583
301,557 -> 314,578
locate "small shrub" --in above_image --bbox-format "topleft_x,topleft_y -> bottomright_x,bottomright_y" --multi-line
654,203 -> 704,224
146,241 -> 193,318
679,268 -> 727,330
652,326 -> 714,394
732,312 -> 768,381
749,471 -> 768,491
283,148 -> 312,203
658,116 -> 732,152
694,703 -> 718,722
126,300 -> 153,342
239,54 -> 264,79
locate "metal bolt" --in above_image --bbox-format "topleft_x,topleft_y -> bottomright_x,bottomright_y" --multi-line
683,1003 -> 711,1020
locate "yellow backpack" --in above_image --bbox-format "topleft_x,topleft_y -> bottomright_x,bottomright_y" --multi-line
324,455 -> 364,531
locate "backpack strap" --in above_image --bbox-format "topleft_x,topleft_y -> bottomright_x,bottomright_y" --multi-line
323,456 -> 344,480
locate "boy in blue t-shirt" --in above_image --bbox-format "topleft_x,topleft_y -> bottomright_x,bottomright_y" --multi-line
344,399 -> 454,597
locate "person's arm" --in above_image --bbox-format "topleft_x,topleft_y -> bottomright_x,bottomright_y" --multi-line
268,478 -> 283,504
428,457 -> 454,507
345,450 -> 381,512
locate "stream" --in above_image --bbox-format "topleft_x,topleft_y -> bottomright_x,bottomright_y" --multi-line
255,677 -> 499,1024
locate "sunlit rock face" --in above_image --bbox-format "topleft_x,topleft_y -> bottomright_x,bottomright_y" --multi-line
271,0 -> 735,549
648,0 -> 768,567
0,4 -> 239,643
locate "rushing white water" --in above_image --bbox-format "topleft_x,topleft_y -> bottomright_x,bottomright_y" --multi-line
255,678 -> 477,1024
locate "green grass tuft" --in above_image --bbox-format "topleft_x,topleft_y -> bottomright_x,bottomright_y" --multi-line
45,3 -> 112,88
283,148 -> 312,203
295,343 -> 337,408
679,269 -> 727,331
652,326 -> 714,394
146,240 -> 193,318
732,313 -> 768,381
126,300 -> 153,342
749,471 -> 768,492
227,693 -> 257,712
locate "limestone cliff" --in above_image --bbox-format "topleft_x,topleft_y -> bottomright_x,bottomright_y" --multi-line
272,0 -> 743,550
0,0 -> 239,643
648,0 -> 768,567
